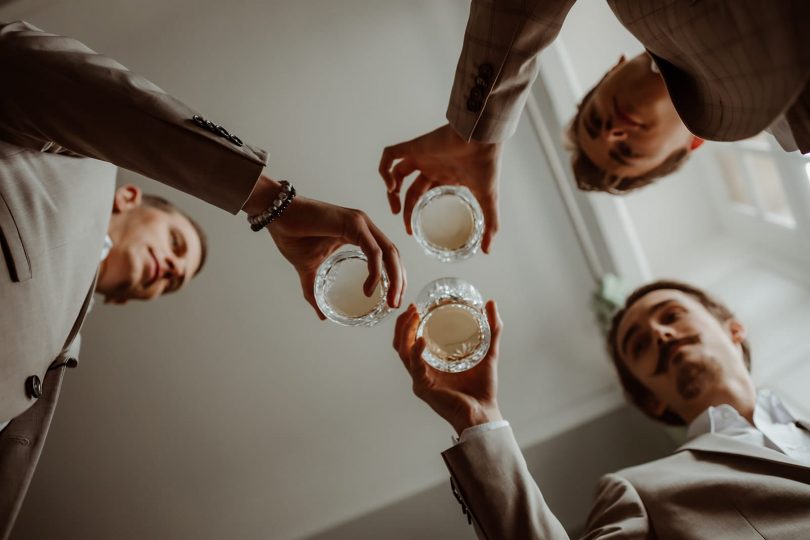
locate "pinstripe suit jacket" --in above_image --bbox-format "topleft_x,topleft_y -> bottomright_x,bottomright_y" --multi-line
448,0 -> 810,153
443,425 -> 810,539
0,21 -> 266,539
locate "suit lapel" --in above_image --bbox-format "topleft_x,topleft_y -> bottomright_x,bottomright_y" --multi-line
677,432 -> 810,471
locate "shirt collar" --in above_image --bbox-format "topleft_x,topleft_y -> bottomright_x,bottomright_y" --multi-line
687,389 -> 798,441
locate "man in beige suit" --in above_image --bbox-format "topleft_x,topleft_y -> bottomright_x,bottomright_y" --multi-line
393,281 -> 810,538
380,0 -> 810,250
0,20 -> 405,538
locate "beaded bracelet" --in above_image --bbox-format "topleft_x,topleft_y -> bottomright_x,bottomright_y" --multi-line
248,180 -> 297,231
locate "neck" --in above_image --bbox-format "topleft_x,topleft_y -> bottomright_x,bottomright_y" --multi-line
682,377 -> 757,425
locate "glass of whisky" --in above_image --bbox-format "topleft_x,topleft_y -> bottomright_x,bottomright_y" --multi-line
415,277 -> 491,372
314,248 -> 393,327
411,186 -> 484,262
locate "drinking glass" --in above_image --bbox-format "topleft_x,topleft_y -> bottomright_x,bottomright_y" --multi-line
314,248 -> 393,327
411,186 -> 484,262
415,277 -> 491,372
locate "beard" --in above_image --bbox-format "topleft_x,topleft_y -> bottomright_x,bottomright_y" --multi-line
675,356 -> 720,400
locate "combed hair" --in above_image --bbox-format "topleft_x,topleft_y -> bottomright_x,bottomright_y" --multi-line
606,280 -> 751,426
141,194 -> 208,276
564,84 -> 690,194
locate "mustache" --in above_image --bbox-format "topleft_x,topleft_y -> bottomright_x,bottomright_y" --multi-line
653,334 -> 701,376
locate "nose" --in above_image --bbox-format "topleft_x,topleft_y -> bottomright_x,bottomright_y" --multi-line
653,325 -> 675,348
602,116 -> 639,142
605,127 -> 628,142
163,253 -> 184,281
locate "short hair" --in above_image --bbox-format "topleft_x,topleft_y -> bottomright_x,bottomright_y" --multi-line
564,83 -> 690,194
141,194 -> 208,277
606,280 -> 751,426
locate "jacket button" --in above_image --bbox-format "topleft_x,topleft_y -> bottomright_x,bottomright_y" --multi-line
478,63 -> 494,79
192,115 -> 206,127
470,86 -> 485,100
229,135 -> 243,147
467,98 -> 482,112
26,375 -> 42,399
475,76 -> 488,88
66,357 -> 79,368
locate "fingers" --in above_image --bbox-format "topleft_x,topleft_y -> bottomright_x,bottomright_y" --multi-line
483,300 -> 503,364
356,223 -> 384,298
393,305 -> 419,370
300,271 -> 326,321
409,337 -> 429,383
402,174 -> 435,235
480,194 -> 501,254
387,159 -> 418,214
366,220 -> 406,308
379,141 -> 410,194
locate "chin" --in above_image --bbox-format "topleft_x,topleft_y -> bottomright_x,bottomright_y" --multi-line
676,360 -> 719,401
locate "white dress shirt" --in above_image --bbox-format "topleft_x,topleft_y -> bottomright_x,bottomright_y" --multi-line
455,390 -> 810,467
687,389 -> 810,465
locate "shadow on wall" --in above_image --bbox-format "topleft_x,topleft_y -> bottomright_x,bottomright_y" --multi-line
304,405 -> 677,539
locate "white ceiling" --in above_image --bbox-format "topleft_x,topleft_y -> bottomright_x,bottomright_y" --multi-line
3,1 -> 619,538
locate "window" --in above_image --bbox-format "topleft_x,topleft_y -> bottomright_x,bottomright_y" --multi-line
712,132 -> 810,263
718,134 -> 796,228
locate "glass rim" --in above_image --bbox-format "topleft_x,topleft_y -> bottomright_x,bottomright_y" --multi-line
410,186 -> 484,262
416,301 -> 491,373
314,248 -> 393,327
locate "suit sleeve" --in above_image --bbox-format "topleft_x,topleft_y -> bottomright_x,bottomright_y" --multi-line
441,426 -> 570,539
441,427 -> 651,539
0,20 -> 266,214
446,0 -> 576,143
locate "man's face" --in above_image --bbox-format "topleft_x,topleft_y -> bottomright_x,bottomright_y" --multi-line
98,188 -> 202,303
577,53 -> 695,185
615,289 -> 751,422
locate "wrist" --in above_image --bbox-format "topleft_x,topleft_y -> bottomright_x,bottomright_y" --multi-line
453,402 -> 502,435
243,174 -> 283,216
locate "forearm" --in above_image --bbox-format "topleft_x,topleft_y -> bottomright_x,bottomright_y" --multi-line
0,21 -> 265,213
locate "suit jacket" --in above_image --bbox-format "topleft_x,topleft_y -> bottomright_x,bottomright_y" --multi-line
447,0 -> 810,153
0,20 -> 266,538
442,425 -> 810,539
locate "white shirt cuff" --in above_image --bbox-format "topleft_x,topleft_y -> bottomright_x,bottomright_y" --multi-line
452,420 -> 510,445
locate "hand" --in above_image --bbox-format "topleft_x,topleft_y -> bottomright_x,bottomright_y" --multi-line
379,124 -> 503,253
246,176 -> 406,319
393,301 -> 503,435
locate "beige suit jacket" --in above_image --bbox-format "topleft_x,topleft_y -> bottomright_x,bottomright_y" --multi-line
0,20 -> 266,538
447,0 -> 810,152
443,425 -> 810,539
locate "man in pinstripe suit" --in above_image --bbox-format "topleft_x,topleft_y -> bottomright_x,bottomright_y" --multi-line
379,0 -> 809,249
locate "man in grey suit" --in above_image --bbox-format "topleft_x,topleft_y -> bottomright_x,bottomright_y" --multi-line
393,280 -> 810,538
0,20 -> 405,538
379,0 -> 809,250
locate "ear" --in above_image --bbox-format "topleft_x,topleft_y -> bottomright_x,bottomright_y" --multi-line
726,319 -> 746,345
112,184 -> 143,214
689,136 -> 705,151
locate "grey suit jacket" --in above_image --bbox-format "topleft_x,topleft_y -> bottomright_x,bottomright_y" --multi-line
0,20 -> 266,538
442,425 -> 810,539
447,0 -> 810,152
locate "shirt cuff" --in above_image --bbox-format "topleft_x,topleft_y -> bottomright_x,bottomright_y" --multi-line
452,420 -> 510,445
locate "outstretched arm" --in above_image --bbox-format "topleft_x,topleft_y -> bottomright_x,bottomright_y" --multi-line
379,0 -> 576,251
